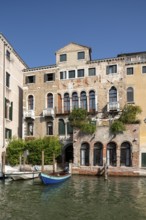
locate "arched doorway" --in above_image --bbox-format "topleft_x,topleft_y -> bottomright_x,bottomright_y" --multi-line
120,142 -> 132,166
80,142 -> 90,166
107,142 -> 117,166
65,144 -> 73,163
94,142 -> 103,166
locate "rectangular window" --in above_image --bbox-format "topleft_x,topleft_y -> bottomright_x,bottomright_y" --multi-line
27,122 -> 33,136
77,69 -> 84,77
47,122 -> 53,135
6,72 -> 10,87
26,75 -> 35,84
5,128 -> 12,139
69,70 -> 75,78
5,98 -> 13,121
78,51 -> 85,60
6,50 -> 10,61
127,67 -> 133,75
89,68 -> 96,76
106,65 -> 117,74
44,73 -> 54,82
60,71 -> 67,80
142,153 -> 146,167
60,54 -> 67,62
142,66 -> 146,74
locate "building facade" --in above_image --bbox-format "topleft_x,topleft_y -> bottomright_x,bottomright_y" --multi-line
0,34 -> 27,162
23,42 -> 144,175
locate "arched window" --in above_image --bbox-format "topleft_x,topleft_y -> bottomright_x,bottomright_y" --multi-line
89,90 -> 95,112
64,93 -> 70,113
94,142 -> 103,166
107,142 -> 117,166
109,87 -> 117,103
28,95 -> 34,110
58,119 -> 65,135
80,91 -> 87,110
47,93 -> 53,108
127,87 -> 134,103
72,92 -> 78,109
47,121 -> 53,135
120,142 -> 131,166
80,143 -> 89,166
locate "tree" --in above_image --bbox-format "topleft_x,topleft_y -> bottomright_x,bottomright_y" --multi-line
68,108 -> 96,134
6,136 -> 61,166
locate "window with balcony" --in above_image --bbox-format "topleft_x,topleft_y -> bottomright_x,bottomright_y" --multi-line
28,95 -> 34,110
127,87 -> 134,103
60,54 -> 67,62
80,91 -> 87,110
6,72 -> 10,88
60,71 -> 67,80
47,93 -> 53,108
69,70 -> 75,79
64,93 -> 70,113
89,68 -> 96,76
72,92 -> 78,109
77,69 -> 84,77
44,73 -> 54,82
89,90 -> 95,112
109,87 -> 117,103
127,67 -> 133,75
26,75 -> 35,84
78,51 -> 85,60
47,121 -> 53,135
106,65 -> 117,74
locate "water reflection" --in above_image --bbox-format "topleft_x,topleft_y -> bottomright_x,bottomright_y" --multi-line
0,176 -> 146,220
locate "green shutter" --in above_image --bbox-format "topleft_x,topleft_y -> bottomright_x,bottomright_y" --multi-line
142,153 -> 146,167
59,120 -> 65,135
67,122 -> 73,134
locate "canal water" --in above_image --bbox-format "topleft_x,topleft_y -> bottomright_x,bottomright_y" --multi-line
0,175 -> 146,220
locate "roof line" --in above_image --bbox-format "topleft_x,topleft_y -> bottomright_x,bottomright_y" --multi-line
0,33 -> 28,68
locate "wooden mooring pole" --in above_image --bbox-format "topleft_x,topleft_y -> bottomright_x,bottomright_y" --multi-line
104,163 -> 108,180
41,150 -> 44,172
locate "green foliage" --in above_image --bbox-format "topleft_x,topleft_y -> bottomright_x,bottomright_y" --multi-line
6,136 -> 61,166
120,104 -> 142,124
110,104 -> 142,135
69,108 -> 96,134
6,138 -> 26,166
110,120 -> 125,135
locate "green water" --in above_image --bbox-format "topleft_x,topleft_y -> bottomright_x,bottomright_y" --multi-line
0,175 -> 146,220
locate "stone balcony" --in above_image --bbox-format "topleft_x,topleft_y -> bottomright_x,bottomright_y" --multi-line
24,110 -> 35,119
43,108 -> 55,118
107,102 -> 120,112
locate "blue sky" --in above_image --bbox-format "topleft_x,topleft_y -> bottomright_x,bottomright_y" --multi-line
1,0 -> 146,67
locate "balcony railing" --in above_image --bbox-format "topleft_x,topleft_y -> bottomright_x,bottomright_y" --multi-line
24,110 -> 35,119
43,108 -> 55,118
107,102 -> 120,111
55,104 -> 98,115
